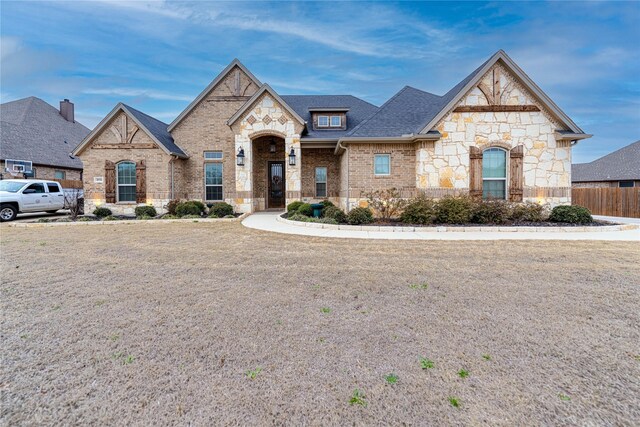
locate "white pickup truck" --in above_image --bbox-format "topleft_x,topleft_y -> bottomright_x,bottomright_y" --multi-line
0,179 -> 66,221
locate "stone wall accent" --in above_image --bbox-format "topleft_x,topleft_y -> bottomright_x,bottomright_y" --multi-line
79,111 -> 173,215
251,136 -> 286,211
421,63 -> 572,205
301,147 -> 341,203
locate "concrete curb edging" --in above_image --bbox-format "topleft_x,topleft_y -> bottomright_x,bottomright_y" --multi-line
276,214 -> 637,233
3,212 -> 250,228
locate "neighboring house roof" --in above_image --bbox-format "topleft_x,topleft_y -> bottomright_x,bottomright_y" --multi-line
281,95 -> 379,139
572,140 -> 640,182
73,103 -> 187,158
0,96 -> 89,169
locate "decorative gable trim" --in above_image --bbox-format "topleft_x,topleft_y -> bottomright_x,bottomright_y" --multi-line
418,50 -> 586,136
167,59 -> 262,132
227,84 -> 306,127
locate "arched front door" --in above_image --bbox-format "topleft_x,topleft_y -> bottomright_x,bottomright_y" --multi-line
267,161 -> 285,209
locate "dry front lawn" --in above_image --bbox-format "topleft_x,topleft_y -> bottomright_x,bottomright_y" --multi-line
1,222 -> 639,425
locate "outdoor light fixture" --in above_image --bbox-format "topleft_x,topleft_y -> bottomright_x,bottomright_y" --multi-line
288,147 -> 296,166
236,147 -> 245,166
269,139 -> 276,153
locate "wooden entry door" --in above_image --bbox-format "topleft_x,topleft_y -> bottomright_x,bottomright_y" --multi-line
268,161 -> 285,209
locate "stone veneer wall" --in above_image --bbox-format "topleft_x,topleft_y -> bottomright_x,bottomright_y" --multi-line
251,136 -> 286,211
80,111 -> 173,215
418,63 -> 572,205
301,148 -> 341,204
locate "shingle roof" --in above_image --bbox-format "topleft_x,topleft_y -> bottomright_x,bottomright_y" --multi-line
121,104 -> 186,157
572,141 -> 640,182
280,95 -> 378,139
0,97 -> 89,169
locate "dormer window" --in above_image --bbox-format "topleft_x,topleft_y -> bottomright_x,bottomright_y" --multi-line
310,108 -> 349,131
330,116 -> 341,127
318,115 -> 329,127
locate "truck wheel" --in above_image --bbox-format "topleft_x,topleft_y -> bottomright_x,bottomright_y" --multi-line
0,204 -> 18,222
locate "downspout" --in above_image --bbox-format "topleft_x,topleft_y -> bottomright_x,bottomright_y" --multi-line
337,141 -> 350,212
170,155 -> 177,199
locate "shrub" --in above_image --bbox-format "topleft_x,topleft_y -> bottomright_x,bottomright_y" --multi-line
347,207 -> 374,225
323,206 -> 347,223
288,213 -> 311,222
365,188 -> 407,221
287,201 -> 304,213
175,201 -> 202,217
400,196 -> 436,224
162,214 -> 179,219
208,202 -> 234,218
135,205 -> 157,218
549,205 -> 593,224
318,217 -> 338,225
297,203 -> 313,217
190,200 -> 206,213
223,214 -> 235,218
181,214 -> 201,219
320,199 -> 335,214
470,199 -> 510,224
93,207 -> 112,218
510,202 -> 548,223
103,215 -> 118,221
137,215 -> 153,220
435,196 -> 472,224
165,199 -> 180,215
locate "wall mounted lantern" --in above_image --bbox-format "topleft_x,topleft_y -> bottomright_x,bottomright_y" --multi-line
288,148 -> 296,166
236,147 -> 245,166
269,139 -> 277,153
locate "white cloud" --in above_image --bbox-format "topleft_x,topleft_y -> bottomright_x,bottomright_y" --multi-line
83,88 -> 192,101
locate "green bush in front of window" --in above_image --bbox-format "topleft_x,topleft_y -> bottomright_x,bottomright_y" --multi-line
470,199 -> 510,224
287,201 -> 304,213
347,207 -> 374,225
549,205 -> 593,224
135,205 -> 157,218
93,207 -> 112,218
509,202 -> 548,223
297,203 -> 313,217
434,196 -> 473,224
400,196 -> 437,225
175,201 -> 203,217
323,206 -> 347,223
208,202 -> 234,218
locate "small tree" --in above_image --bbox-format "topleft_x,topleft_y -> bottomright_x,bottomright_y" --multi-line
365,188 -> 407,221
64,188 -> 84,220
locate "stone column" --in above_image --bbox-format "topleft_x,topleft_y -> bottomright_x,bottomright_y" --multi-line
235,135 -> 253,213
285,135 -> 301,205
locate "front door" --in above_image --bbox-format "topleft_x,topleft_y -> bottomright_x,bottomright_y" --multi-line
268,161 -> 285,209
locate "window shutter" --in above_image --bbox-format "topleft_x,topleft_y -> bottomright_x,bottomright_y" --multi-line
509,145 -> 524,202
105,160 -> 115,203
136,160 -> 146,203
469,146 -> 483,198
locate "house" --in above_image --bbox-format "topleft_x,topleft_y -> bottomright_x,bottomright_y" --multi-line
73,50 -> 591,215
572,140 -> 639,188
1,97 -> 89,180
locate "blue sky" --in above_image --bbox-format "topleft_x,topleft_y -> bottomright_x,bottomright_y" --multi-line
1,1 -> 638,163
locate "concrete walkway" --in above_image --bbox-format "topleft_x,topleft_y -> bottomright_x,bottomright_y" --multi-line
242,211 -> 640,241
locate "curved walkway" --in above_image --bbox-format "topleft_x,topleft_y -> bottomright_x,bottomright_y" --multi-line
242,212 -> 640,241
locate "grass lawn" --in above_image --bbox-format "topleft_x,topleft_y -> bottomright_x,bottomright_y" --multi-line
1,222 -> 639,425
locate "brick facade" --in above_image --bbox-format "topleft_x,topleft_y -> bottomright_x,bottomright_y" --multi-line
301,148 -> 341,203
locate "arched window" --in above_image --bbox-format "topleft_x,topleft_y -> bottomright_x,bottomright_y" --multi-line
116,161 -> 136,202
482,148 -> 507,199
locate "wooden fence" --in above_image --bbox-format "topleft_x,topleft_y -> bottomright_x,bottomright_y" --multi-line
572,187 -> 640,218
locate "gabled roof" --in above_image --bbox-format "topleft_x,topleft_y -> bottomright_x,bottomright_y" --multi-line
168,59 -> 261,132
1,96 -> 89,169
73,103 -> 187,158
572,140 -> 640,182
281,95 -> 378,139
227,84 -> 306,127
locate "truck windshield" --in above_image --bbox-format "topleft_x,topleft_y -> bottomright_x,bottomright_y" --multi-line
0,181 -> 27,193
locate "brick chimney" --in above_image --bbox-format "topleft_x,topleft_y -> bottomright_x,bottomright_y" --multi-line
60,99 -> 75,123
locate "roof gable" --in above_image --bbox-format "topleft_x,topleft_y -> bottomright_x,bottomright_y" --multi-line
73,103 -> 187,158
227,84 -> 306,127
168,59 -> 261,131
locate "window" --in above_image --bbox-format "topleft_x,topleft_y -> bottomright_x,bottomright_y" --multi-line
619,180 -> 634,188
205,163 -> 223,200
330,115 -> 341,127
315,167 -> 327,198
54,170 -> 66,180
24,167 -> 36,178
374,154 -> 390,176
482,148 -> 507,199
47,183 -> 60,193
204,151 -> 223,160
117,161 -> 136,202
25,183 -> 45,193
317,115 -> 329,127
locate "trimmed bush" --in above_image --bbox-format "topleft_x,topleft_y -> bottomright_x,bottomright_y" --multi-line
288,213 -> 311,222
175,201 -> 202,217
223,214 -> 235,218
208,202 -> 234,218
93,207 -> 112,218
549,205 -> 593,224
323,206 -> 347,223
510,202 -> 548,223
162,214 -> 179,219
318,217 -> 338,225
320,199 -> 335,214
287,201 -> 304,213
190,200 -> 206,213
135,205 -> 157,218
103,215 -> 118,221
435,196 -> 472,224
181,214 -> 202,219
400,196 -> 436,225
297,203 -> 313,217
137,214 -> 153,220
165,199 -> 180,215
347,207 -> 374,225
470,199 -> 510,224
